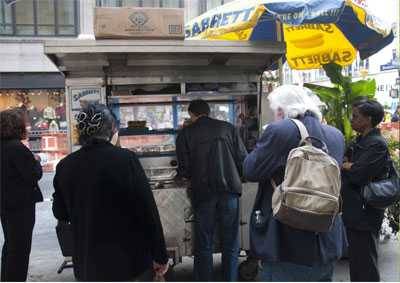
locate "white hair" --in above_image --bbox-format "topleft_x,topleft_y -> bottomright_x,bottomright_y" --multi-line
268,85 -> 324,121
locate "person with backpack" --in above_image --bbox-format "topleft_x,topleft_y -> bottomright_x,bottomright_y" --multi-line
243,85 -> 346,281
342,99 -> 390,281
176,99 -> 247,281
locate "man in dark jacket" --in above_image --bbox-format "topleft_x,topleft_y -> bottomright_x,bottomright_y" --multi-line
176,99 -> 247,281
52,103 -> 168,281
243,85 -> 346,281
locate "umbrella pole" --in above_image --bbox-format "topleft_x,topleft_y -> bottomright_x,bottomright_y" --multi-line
276,20 -> 284,85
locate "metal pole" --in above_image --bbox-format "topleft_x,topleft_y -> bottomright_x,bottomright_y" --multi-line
276,20 -> 284,85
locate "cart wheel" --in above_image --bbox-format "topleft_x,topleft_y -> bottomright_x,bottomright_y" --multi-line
238,257 -> 259,281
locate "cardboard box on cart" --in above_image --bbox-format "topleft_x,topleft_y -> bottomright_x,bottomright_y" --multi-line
94,7 -> 184,39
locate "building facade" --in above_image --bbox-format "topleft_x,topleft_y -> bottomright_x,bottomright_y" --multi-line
1,0 -> 398,171
0,0 -> 234,171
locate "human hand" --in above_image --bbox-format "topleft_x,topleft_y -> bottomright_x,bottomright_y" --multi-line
153,261 -> 169,277
342,162 -> 353,170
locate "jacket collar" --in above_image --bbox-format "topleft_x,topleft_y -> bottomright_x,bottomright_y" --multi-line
194,115 -> 210,124
356,127 -> 381,142
82,138 -> 112,149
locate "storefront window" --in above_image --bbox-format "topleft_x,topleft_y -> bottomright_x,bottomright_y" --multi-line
123,0 -> 142,6
141,0 -> 158,7
199,0 -> 234,13
96,0 -> 183,8
206,0 -> 224,10
15,0 -> 34,35
0,89 -> 68,172
0,0 -> 79,36
161,0 -> 180,8
58,0 -> 77,35
37,0 -> 55,36
0,2 -> 12,35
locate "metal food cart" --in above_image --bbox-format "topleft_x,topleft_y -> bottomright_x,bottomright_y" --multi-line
44,39 -> 285,279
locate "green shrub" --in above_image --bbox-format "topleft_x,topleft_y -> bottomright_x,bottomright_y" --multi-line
387,138 -> 400,235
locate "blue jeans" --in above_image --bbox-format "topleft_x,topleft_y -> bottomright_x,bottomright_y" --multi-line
260,261 -> 334,282
193,193 -> 239,282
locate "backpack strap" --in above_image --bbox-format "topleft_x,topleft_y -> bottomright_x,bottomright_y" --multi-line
290,119 -> 310,145
290,119 -> 330,152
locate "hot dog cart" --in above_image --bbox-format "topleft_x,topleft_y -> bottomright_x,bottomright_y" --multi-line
44,39 -> 285,278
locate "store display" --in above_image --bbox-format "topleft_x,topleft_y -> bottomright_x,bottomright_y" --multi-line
0,89 -> 68,172
56,103 -> 66,120
27,106 -> 41,126
43,106 -> 56,120
34,118 -> 49,130
49,120 -> 60,132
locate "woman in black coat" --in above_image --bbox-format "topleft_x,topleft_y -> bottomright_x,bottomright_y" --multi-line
0,108 -> 43,282
342,100 -> 390,282
52,103 -> 169,281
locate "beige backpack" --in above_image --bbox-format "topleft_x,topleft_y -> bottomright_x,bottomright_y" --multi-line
271,119 -> 341,232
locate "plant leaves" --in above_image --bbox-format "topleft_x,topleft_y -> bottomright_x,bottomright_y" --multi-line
349,79 -> 376,102
323,63 -> 344,85
343,113 -> 353,144
304,83 -> 341,102
309,62 -> 376,145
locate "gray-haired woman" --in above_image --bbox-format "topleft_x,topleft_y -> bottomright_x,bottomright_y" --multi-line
52,103 -> 168,281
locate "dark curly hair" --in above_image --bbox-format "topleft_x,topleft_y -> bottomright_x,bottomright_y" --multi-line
0,108 -> 27,140
76,103 -> 116,146
352,99 -> 384,128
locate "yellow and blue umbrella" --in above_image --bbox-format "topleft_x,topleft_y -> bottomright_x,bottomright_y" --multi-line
185,0 -> 394,70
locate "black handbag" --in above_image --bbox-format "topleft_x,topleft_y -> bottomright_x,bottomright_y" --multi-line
249,184 -> 271,259
363,161 -> 400,209
250,186 -> 269,231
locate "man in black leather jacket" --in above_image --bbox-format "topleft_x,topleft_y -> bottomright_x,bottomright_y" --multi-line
176,99 -> 247,281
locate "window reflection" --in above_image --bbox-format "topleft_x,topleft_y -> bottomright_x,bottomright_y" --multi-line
0,0 -> 78,36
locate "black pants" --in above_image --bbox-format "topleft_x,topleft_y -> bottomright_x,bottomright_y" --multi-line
346,228 -> 380,282
1,204 -> 35,282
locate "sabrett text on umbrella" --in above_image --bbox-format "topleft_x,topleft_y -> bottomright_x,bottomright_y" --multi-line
285,24 -> 334,34
290,50 -> 352,67
185,7 -> 255,38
